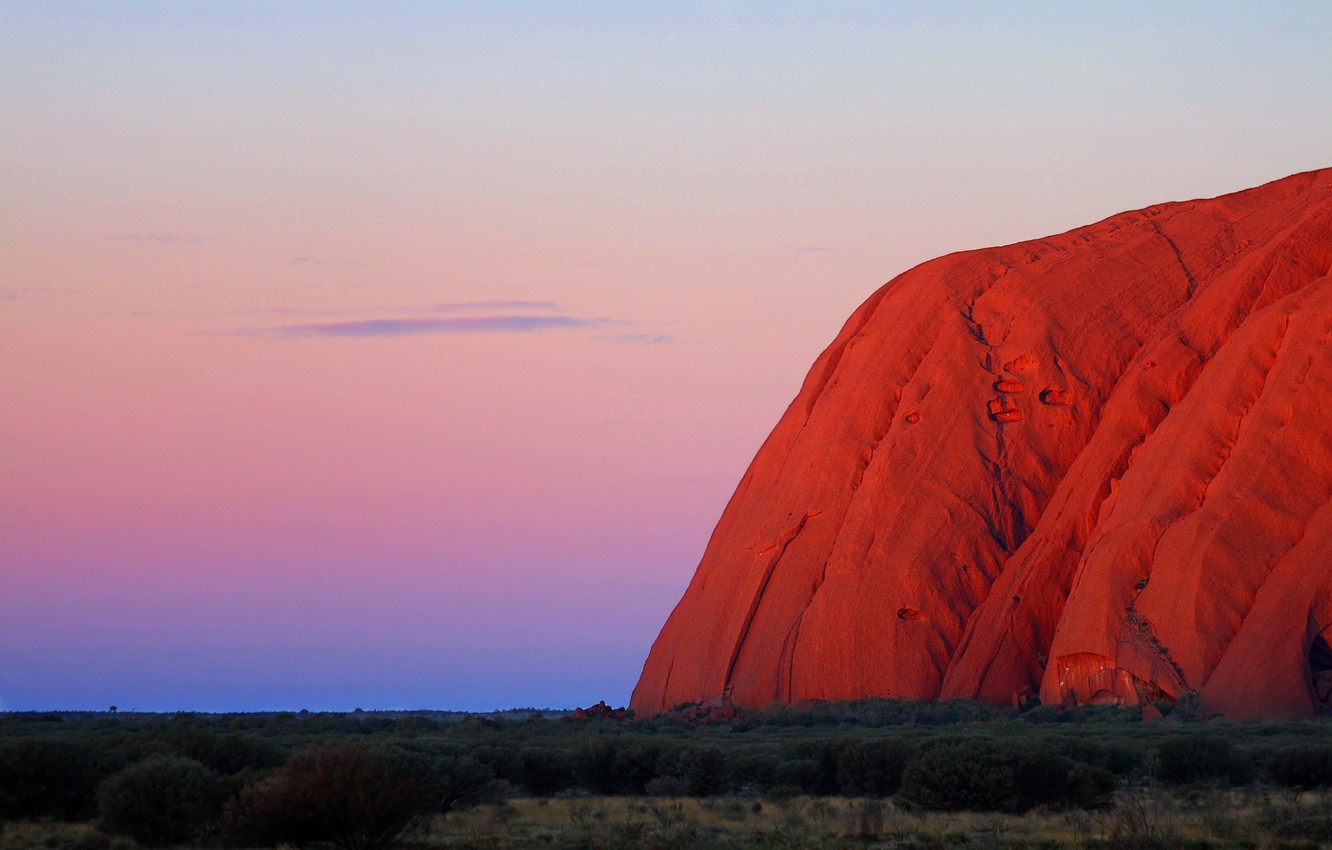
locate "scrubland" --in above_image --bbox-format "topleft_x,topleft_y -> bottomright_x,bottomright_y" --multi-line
2,700 -> 1330,849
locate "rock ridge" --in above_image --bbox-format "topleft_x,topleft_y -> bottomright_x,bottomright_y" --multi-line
632,168 -> 1332,718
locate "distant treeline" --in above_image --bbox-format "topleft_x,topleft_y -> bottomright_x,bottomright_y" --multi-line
2,699 -> 1332,848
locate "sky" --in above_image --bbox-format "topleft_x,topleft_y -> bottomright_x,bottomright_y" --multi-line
2,1 -> 1330,712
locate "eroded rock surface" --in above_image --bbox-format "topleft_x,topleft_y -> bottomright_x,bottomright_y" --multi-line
632,169 -> 1332,718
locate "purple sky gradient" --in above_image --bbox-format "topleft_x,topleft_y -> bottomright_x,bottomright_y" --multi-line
2,0 -> 1331,711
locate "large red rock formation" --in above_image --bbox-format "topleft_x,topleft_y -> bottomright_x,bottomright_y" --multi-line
632,169 -> 1332,719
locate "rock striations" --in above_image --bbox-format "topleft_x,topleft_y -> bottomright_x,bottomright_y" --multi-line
633,169 -> 1332,718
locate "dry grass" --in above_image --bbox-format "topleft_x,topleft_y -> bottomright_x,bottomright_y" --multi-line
405,789 -> 1332,850
0,820 -> 125,850
4,789 -> 1331,850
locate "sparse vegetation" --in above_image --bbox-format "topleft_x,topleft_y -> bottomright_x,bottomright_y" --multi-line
1,701 -> 1330,849
1266,741 -> 1332,789
897,735 -> 1115,812
95,754 -> 219,847
221,740 -> 433,850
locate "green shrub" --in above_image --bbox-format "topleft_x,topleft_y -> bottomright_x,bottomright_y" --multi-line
0,740 -> 103,820
1046,736 -> 1141,775
576,738 -> 623,794
677,745 -> 727,796
772,757 -> 822,795
1266,743 -> 1332,789
577,739 -> 667,794
517,747 -> 575,796
468,744 -> 521,783
434,754 -> 502,811
726,749 -> 777,788
1154,734 -> 1251,784
836,738 -> 912,796
96,754 -> 219,847
162,728 -> 284,775
897,736 -> 1114,812
781,740 -> 845,795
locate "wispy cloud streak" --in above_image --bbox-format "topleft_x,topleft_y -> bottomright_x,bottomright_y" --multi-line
268,314 -> 604,338
220,300 -> 665,341
1,287 -> 71,301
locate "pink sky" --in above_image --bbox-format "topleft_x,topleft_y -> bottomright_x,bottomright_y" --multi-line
3,2 -> 1330,710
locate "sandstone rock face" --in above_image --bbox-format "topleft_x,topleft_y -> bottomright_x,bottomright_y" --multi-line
632,169 -> 1332,718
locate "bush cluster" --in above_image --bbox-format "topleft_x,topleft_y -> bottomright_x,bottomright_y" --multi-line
96,754 -> 220,846
1266,742 -> 1332,789
896,736 -> 1114,813
223,741 -> 434,850
1153,734 -> 1252,785
1,702 -> 1328,849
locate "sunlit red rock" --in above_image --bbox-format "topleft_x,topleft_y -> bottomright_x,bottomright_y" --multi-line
632,168 -> 1332,719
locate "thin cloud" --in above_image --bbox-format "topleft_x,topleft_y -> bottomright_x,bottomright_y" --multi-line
0,287 -> 71,301
796,245 -> 834,253
109,233 -> 206,244
265,314 -> 606,338
593,333 -> 674,345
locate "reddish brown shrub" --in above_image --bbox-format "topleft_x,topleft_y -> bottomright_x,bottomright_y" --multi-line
223,741 -> 432,850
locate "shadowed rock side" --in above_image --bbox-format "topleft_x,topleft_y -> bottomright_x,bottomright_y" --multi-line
632,168 -> 1332,718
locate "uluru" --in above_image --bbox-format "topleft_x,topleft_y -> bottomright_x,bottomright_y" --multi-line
633,168 -> 1332,719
